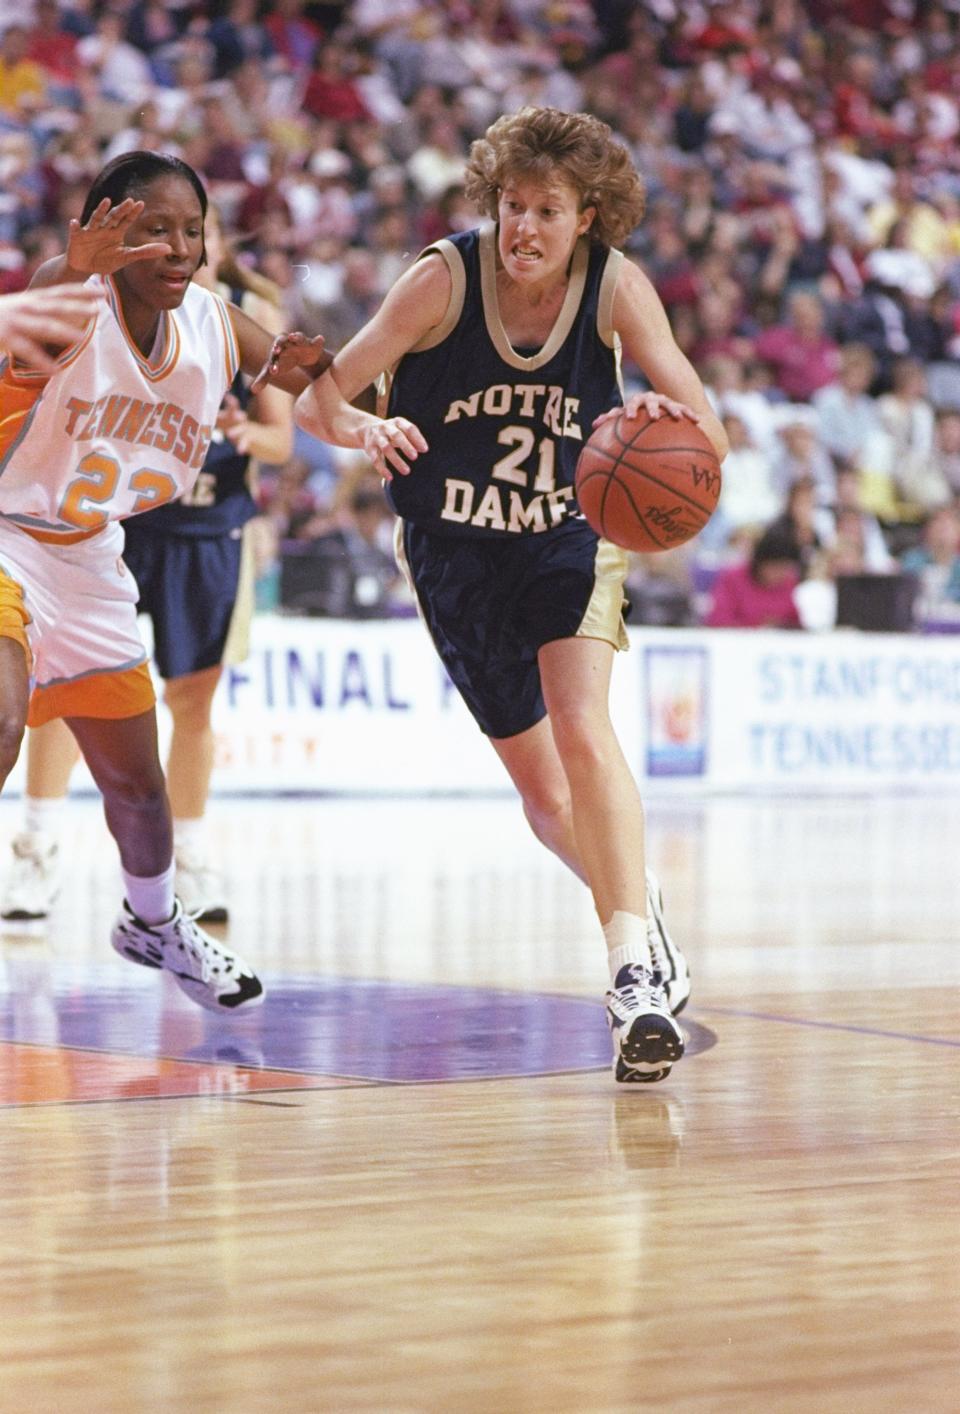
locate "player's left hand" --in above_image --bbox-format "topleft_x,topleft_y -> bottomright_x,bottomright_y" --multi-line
361,416 -> 428,480
593,392 -> 702,429
67,198 -> 173,275
250,330 -> 331,392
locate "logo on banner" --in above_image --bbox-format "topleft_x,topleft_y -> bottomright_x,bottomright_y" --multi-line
644,645 -> 708,777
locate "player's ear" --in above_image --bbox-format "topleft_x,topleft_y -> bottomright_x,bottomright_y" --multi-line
577,204 -> 597,237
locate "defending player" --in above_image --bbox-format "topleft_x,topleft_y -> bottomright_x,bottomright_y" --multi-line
0,151 -> 329,1012
260,108 -> 728,1081
2,206 -> 292,924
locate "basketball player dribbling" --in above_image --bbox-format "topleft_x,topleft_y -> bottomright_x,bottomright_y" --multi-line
0,151 -> 329,1013
260,108 -> 728,1082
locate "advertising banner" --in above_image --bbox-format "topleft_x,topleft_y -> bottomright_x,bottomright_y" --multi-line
12,618 -> 960,796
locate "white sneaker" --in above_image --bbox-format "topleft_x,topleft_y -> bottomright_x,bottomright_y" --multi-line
645,867 -> 691,1016
1,832 -> 61,921
606,963 -> 684,1084
174,848 -> 228,923
110,899 -> 264,1012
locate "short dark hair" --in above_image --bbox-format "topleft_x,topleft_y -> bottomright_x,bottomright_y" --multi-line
81,152 -> 208,258
751,526 -> 801,575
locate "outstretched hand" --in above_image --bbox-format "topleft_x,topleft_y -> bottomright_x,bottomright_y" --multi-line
66,197 -> 173,276
250,330 -> 332,393
0,286 -> 103,373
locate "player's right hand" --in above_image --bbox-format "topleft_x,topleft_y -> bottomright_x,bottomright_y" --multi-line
250,330 -> 331,392
0,286 -> 103,373
66,198 -> 173,275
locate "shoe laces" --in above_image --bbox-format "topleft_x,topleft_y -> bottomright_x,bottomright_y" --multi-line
610,963 -> 661,1013
164,908 -> 235,984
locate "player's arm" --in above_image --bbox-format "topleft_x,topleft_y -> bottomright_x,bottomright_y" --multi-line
291,254 -> 451,479
222,294 -> 293,464
611,259 -> 729,462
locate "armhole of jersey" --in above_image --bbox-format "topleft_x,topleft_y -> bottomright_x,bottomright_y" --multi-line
407,240 -> 465,353
598,248 -> 626,398
215,293 -> 242,386
597,248 -> 623,349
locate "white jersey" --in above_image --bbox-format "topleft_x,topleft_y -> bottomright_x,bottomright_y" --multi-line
0,274 -> 240,546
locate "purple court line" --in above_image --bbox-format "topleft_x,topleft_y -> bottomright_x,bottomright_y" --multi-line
697,1006 -> 960,1049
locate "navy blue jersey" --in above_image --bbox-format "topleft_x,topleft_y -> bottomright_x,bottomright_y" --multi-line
384,225 -> 624,538
124,287 -> 257,540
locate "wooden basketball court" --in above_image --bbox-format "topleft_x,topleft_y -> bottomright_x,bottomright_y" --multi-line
1,791 -> 957,1412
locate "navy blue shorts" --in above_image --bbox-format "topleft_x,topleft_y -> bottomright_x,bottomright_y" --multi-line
122,524 -> 245,681
400,518 -> 628,739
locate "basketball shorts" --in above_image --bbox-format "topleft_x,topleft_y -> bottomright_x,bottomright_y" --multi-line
0,516 -> 154,726
398,517 -> 629,739
122,520 -> 255,680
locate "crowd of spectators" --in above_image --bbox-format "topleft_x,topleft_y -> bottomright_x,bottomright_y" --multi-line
4,0 -> 960,630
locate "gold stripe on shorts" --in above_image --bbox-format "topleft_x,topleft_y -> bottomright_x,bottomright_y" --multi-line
221,520 -> 257,668
575,536 -> 630,651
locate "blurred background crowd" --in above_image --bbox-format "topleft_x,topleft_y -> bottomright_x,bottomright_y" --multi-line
3,0 -> 960,632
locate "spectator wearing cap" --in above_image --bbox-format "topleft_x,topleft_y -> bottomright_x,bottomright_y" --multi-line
705,525 -> 803,628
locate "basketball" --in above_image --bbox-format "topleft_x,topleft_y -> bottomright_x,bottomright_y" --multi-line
574,411 -> 722,553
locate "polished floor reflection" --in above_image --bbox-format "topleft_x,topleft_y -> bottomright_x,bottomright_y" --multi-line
0,792 -> 958,1412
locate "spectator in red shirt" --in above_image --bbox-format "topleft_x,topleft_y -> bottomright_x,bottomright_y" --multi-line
303,39 -> 370,123
706,526 -> 803,628
26,0 -> 79,91
752,290 -> 841,401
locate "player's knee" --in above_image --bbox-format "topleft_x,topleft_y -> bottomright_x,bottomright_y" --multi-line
548,705 -> 609,775
103,769 -> 167,817
0,710 -> 25,780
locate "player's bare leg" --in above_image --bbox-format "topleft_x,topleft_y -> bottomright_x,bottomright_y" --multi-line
494,636 -> 684,1080
68,708 -> 263,1011
0,636 -> 30,789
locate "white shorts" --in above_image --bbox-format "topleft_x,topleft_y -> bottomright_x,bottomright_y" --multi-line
0,517 -> 155,725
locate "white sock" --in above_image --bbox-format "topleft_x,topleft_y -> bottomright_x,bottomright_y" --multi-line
123,860 -> 176,926
23,795 -> 65,841
603,910 -> 648,983
173,817 -> 206,856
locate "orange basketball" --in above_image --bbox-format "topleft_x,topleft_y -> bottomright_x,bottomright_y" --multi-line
574,411 -> 722,552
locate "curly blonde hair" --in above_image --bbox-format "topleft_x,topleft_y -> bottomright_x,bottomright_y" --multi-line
463,107 -> 645,249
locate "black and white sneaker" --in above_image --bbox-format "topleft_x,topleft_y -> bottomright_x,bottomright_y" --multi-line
110,899 -> 264,1013
645,867 -> 691,1016
605,963 -> 685,1084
